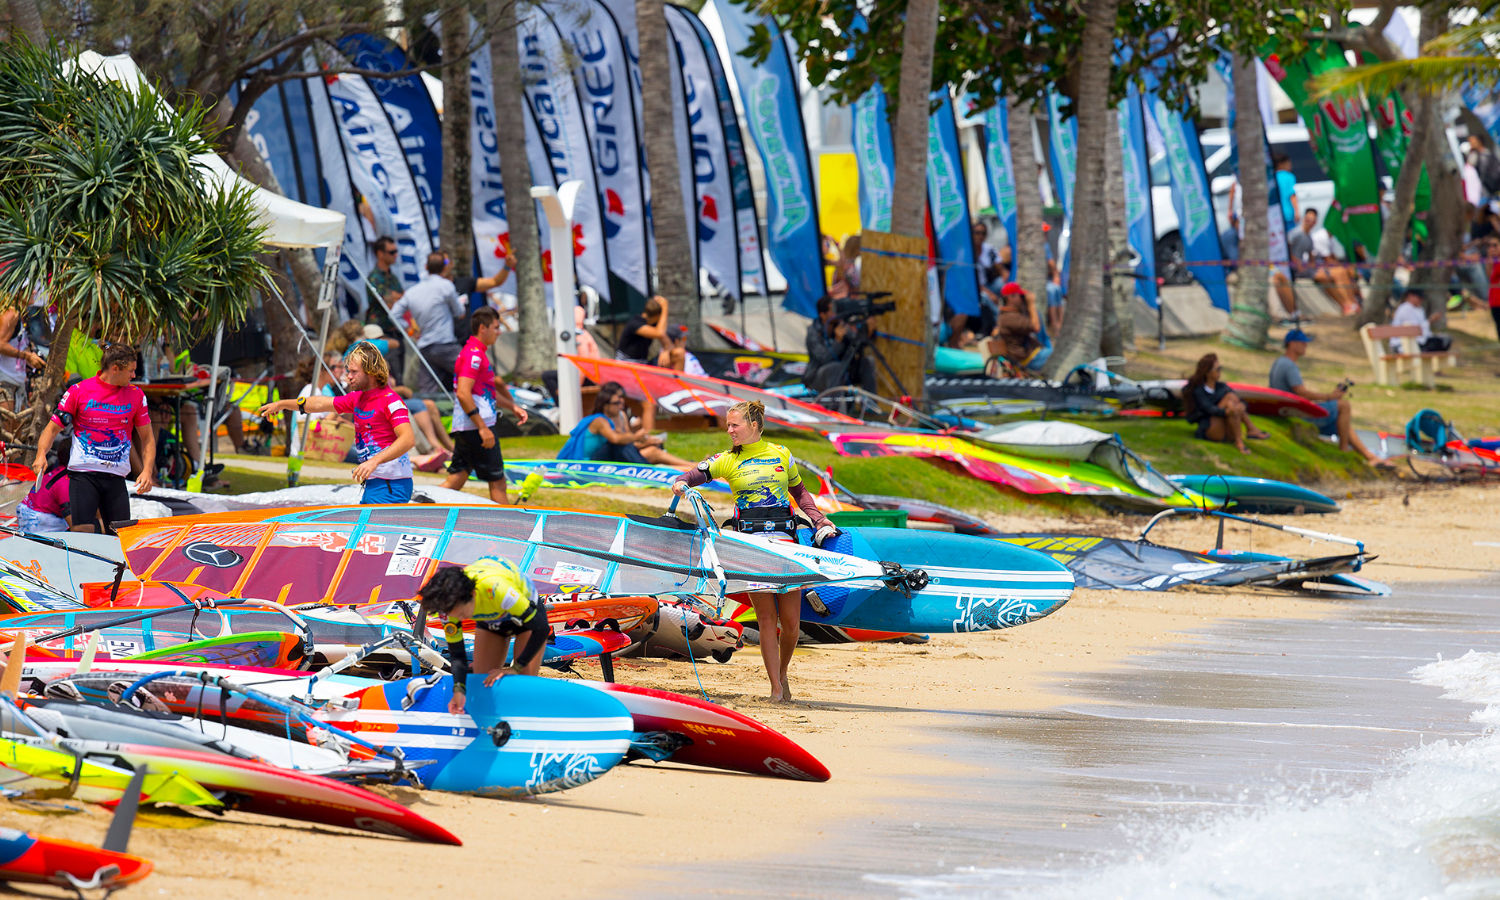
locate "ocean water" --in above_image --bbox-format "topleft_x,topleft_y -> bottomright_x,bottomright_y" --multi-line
871,581 -> 1500,900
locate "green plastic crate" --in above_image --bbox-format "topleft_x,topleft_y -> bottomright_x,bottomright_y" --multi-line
828,510 -> 908,529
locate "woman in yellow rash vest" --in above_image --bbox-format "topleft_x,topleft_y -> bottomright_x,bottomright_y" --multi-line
672,400 -> 840,702
417,557 -> 548,715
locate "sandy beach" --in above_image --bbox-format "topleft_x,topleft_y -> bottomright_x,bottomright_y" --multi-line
0,482 -> 1490,899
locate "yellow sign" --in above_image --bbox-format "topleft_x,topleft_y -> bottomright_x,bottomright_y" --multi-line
818,152 -> 861,247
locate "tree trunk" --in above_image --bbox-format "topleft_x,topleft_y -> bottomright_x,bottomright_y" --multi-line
440,4 -> 474,284
1420,10 -> 1461,330
491,0 -> 550,377
1042,0 -> 1118,377
1224,50 -> 1273,347
1359,89 -> 1430,327
890,0 -> 939,238
6,0 -> 43,44
636,0 -> 700,344
1009,97 -> 1048,300
1102,106 -> 1131,356
25,314 -> 73,443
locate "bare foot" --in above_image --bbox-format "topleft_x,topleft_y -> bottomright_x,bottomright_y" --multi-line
1238,446 -> 1251,455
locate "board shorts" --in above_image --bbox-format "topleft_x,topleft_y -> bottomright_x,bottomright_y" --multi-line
479,600 -> 550,669
69,470 -> 131,536
17,503 -> 67,533
448,429 -> 505,482
361,477 -> 413,505
1311,400 -> 1341,437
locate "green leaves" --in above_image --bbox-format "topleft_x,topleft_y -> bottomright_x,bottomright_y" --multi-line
0,40 -> 267,346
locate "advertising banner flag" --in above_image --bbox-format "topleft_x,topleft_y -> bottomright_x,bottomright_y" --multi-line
324,71 -> 433,289
1365,70 -> 1430,222
1118,86 -> 1158,308
304,69 -> 372,311
595,0 -> 652,273
680,4 -> 767,297
1144,87 -> 1230,311
927,91 -> 979,317
667,4 -> 740,300
467,37 -> 511,282
556,0 -> 650,300
853,85 -> 896,233
1045,91 -> 1077,289
520,5 -> 613,305
716,2 -> 824,317
975,92 -> 1017,280
1262,42 -> 1383,258
337,35 -> 442,248
665,7 -> 701,280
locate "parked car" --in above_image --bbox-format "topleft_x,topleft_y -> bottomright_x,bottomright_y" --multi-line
1150,124 -> 1335,282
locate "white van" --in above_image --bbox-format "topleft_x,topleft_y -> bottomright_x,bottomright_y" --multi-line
1150,124 -> 1334,282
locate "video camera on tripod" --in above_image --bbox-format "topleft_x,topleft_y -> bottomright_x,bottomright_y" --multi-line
834,291 -> 896,325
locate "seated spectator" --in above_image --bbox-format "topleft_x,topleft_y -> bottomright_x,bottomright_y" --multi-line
616,296 -> 668,364
986,283 -> 1041,367
1269,329 -> 1379,464
656,324 -> 707,376
1183,353 -> 1268,455
1287,208 -> 1362,315
1389,288 -> 1451,353
18,436 -> 70,533
557,382 -> 690,469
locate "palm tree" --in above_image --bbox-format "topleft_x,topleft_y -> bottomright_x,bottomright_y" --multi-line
1223,49 -> 1273,348
491,0 -> 551,377
891,0 -> 939,238
636,0 -> 700,344
1042,0 -> 1119,377
0,41 -> 268,441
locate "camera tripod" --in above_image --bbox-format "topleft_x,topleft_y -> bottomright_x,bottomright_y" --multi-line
823,291 -> 915,408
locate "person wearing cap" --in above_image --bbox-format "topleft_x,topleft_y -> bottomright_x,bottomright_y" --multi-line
1269,330 -> 1379,464
987,283 -> 1041,367
656,323 -> 708,377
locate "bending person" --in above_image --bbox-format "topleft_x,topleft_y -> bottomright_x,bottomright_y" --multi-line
417,557 -> 549,715
671,400 -> 840,703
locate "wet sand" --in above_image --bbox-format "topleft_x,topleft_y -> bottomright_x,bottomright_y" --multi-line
0,484 -> 1489,898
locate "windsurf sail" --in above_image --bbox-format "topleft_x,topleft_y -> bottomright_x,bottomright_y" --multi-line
563,356 -> 880,432
501,460 -> 727,492
998,533 -> 1379,594
115,506 -> 891,607
828,432 -> 1203,511
967,420 -> 1182,499
691,349 -> 808,388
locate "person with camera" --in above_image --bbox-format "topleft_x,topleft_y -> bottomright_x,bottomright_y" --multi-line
1269,329 -> 1379,464
805,295 -> 877,394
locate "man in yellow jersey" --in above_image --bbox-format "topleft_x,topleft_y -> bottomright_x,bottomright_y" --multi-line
417,557 -> 549,715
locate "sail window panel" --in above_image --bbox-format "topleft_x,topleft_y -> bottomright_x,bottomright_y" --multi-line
452,508 -> 538,541
363,508 -> 455,530
301,509 -> 365,524
538,514 -> 626,553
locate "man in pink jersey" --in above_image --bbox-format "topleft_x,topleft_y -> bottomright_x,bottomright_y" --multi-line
442,307 -> 528,503
260,342 -> 416,504
32,344 -> 155,535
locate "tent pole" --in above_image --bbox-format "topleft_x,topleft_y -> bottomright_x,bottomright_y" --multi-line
289,242 -> 343,486
185,324 -> 224,493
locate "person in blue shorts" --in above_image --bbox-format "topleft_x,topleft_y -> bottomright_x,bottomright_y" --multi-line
1268,330 -> 1378,464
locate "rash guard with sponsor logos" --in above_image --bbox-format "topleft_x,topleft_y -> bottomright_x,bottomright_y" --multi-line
450,336 -> 497,431
331,387 -> 413,480
51,376 -> 150,477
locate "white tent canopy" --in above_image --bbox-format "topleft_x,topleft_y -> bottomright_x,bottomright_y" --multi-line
71,51 -> 346,251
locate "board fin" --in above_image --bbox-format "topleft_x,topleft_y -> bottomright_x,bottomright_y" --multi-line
102,766 -> 146,853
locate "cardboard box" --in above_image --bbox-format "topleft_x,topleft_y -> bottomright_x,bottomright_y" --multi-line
304,418 -> 356,463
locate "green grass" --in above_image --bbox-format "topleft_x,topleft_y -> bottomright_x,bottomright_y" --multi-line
208,465 -> 342,496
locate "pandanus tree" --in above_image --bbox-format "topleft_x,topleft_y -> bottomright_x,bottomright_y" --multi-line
0,40 -> 269,447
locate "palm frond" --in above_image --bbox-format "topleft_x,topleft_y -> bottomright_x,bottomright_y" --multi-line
1310,56 -> 1500,100
1424,18 -> 1500,56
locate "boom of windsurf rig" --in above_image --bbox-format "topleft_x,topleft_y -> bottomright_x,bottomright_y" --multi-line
1141,507 -> 1370,570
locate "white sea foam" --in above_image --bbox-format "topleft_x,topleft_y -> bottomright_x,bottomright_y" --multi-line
874,651 -> 1500,900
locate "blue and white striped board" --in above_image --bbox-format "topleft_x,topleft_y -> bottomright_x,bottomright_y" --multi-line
323,674 -> 633,797
793,528 -> 1075,633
